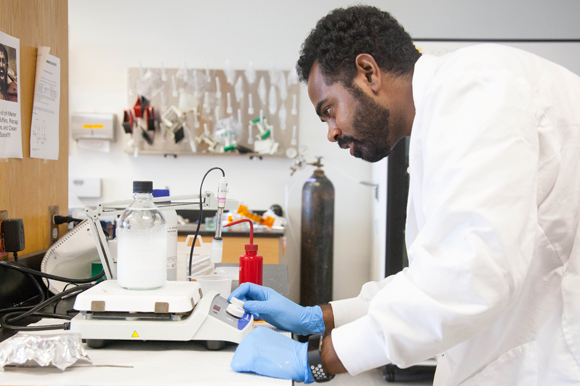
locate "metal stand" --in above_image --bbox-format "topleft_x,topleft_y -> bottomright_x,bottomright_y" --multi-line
83,193 -> 239,280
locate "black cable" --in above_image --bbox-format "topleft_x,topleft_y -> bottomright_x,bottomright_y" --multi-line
188,167 -> 225,278
0,260 -> 104,331
27,263 -> 51,302
1,283 -> 94,331
53,215 -> 84,225
0,260 -> 105,283
11,294 -> 43,308
53,283 -> 74,313
8,252 -> 52,304
0,271 -> 47,319
1,313 -> 72,331
4,283 -> 89,324
26,271 -> 46,306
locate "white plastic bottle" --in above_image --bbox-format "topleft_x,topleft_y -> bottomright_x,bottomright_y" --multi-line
116,181 -> 167,290
163,208 -> 178,281
153,189 -> 178,281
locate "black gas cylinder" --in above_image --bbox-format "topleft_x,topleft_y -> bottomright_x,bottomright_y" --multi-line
300,158 -> 334,306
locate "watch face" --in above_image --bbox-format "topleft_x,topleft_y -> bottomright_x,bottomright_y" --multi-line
311,363 -> 326,379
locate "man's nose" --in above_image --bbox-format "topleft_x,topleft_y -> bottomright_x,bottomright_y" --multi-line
327,122 -> 341,143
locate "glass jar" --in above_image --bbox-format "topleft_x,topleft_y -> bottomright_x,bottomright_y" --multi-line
116,181 -> 167,290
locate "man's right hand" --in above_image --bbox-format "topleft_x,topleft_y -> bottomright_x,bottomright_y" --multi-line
229,283 -> 325,336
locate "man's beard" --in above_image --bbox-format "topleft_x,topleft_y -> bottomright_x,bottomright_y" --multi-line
338,83 -> 392,163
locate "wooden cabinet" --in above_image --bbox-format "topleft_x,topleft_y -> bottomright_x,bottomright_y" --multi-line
177,232 -> 283,264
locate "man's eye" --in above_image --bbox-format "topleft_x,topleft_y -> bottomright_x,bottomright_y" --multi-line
323,106 -> 331,117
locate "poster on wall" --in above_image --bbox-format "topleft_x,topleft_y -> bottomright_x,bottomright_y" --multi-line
0,30 -> 22,159
30,46 -> 60,160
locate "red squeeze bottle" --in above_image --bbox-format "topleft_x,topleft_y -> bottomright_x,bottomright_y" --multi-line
223,219 -> 263,285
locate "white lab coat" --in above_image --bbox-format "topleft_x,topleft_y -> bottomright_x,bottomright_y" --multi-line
330,44 -> 580,385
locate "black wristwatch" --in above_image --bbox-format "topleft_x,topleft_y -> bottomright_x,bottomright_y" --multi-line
307,334 -> 335,383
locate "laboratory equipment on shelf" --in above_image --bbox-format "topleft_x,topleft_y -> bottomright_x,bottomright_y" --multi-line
249,114 -> 280,155
223,219 -> 263,286
123,96 -> 155,154
70,178 -> 250,350
236,204 -> 275,228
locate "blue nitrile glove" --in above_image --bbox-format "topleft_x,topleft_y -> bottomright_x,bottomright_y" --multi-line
229,283 -> 325,336
231,327 -> 314,383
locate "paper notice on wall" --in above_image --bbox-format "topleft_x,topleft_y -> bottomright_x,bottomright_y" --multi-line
30,48 -> 60,160
0,31 -> 22,159
34,46 -> 50,94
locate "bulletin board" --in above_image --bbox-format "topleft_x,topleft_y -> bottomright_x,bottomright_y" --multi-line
0,0 -> 69,257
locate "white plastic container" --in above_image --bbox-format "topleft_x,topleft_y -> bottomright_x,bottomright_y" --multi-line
163,209 -> 178,281
176,235 -> 213,281
116,181 -> 167,290
192,274 -> 233,297
153,189 -> 178,281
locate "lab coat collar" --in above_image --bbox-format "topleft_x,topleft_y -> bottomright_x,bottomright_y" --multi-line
412,54 -> 439,109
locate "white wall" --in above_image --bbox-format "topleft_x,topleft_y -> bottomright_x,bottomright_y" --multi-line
69,0 -> 580,302
68,0 -> 379,304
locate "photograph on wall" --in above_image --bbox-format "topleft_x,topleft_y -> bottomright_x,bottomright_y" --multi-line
0,30 -> 22,158
0,43 -> 17,102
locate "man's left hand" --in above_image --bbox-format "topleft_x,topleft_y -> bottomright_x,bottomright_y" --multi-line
231,327 -> 314,383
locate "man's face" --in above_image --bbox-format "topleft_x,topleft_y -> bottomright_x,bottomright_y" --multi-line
307,62 -> 393,163
0,50 -> 7,84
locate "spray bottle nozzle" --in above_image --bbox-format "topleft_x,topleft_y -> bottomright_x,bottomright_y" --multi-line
223,219 -> 257,253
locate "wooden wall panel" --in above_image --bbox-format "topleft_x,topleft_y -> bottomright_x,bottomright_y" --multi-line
0,0 -> 68,257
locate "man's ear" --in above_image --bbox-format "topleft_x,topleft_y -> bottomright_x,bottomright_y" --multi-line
354,54 -> 382,93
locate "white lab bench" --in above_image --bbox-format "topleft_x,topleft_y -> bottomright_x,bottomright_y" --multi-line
0,331 -> 432,386
1,329 -> 290,386
0,266 -> 432,385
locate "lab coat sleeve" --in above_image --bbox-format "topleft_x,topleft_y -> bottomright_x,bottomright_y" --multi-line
332,63 -> 540,375
330,276 -> 396,327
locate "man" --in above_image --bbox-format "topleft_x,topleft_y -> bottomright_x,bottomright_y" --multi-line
0,44 -> 18,102
229,6 -> 580,385
0,44 -> 16,102
0,44 -> 8,99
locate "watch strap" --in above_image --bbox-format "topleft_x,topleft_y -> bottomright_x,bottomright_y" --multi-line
307,334 -> 335,382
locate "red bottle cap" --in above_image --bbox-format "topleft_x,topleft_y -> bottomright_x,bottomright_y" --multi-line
245,243 -> 258,253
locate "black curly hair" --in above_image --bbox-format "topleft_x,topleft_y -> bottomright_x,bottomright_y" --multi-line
0,44 -> 8,93
297,6 -> 421,85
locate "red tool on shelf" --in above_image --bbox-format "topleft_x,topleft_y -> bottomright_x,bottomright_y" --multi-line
123,96 -> 155,145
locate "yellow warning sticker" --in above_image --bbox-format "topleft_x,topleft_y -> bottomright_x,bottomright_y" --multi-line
131,331 -> 139,338
82,124 -> 104,129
